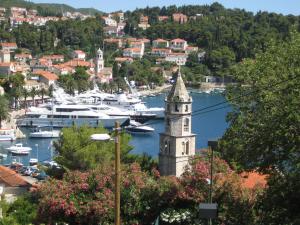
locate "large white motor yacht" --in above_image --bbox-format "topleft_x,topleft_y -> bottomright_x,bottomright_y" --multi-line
18,104 -> 129,128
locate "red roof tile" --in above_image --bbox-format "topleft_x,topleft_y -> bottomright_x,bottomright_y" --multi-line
0,166 -> 29,187
34,70 -> 58,81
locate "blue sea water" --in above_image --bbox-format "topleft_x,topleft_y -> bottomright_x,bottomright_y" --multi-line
0,91 -> 231,165
130,91 -> 231,156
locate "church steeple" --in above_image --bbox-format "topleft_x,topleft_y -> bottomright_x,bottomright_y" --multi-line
167,70 -> 190,103
159,68 -> 196,177
95,47 -> 104,74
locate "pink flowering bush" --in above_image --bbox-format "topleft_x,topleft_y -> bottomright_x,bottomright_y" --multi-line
36,155 -> 261,225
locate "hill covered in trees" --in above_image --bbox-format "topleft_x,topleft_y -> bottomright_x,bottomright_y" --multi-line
124,3 -> 299,78
0,0 -> 102,16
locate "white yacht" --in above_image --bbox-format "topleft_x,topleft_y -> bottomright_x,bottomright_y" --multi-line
18,104 -> 129,128
7,143 -> 32,155
124,103 -> 165,119
29,126 -> 60,138
125,120 -> 154,133
87,104 -> 156,123
0,129 -> 16,141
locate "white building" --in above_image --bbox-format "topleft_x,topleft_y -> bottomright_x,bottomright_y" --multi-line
123,48 -> 144,59
72,50 -> 86,60
0,50 -> 10,63
165,53 -> 188,66
159,69 -> 196,177
103,16 -> 117,27
170,38 -> 188,51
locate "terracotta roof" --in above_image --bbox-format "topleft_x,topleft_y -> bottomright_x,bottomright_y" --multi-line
15,53 -> 32,58
34,70 -> 58,81
138,38 -> 150,43
241,172 -> 267,189
0,165 -> 30,187
171,38 -> 186,43
1,42 -> 17,48
115,57 -> 133,62
153,38 -> 168,43
124,48 -> 142,53
152,48 -> 171,52
0,62 -> 12,67
74,50 -> 85,54
64,60 -> 93,68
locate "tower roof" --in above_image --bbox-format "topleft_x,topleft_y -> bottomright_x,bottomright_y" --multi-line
97,48 -> 103,54
167,70 -> 191,102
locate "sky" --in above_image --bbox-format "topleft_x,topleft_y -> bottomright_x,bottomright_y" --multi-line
32,0 -> 300,15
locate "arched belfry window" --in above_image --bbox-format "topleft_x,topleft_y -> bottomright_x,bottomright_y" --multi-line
184,118 -> 189,131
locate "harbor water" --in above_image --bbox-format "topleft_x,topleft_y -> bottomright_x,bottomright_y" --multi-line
0,91 -> 231,165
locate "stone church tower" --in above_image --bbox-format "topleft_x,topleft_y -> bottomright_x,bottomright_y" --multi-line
95,48 -> 104,74
159,69 -> 196,177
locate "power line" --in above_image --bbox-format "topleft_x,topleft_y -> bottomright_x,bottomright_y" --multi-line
134,74 -> 299,129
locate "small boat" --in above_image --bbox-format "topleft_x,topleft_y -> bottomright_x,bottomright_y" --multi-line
125,120 -> 154,133
0,129 -> 16,141
29,127 -> 60,138
29,158 -> 38,165
7,143 -> 32,156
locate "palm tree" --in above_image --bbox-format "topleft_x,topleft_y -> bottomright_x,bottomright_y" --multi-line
0,95 -> 9,128
39,87 -> 47,103
22,88 -> 29,109
48,84 -> 54,98
30,87 -> 37,107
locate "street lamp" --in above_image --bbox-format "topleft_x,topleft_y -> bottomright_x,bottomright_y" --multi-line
199,139 -> 219,224
90,122 -> 121,225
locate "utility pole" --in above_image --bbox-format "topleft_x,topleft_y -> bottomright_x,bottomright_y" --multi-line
114,121 -> 121,225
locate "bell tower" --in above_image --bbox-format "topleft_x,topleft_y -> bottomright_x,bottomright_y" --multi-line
95,48 -> 104,74
159,69 -> 196,177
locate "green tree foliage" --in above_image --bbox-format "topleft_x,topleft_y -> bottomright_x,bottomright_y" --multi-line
124,4 -> 297,77
119,59 -> 164,86
2,73 -> 25,108
4,17 -> 103,56
73,66 -> 89,93
53,125 -> 133,171
58,66 -> 90,94
0,195 -> 38,225
219,33 -> 300,224
220,33 -> 300,172
29,87 -> 37,107
0,95 -> 9,128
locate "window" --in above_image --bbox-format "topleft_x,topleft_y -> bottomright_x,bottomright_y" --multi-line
186,141 -> 189,155
185,105 -> 188,112
184,118 -> 189,131
182,141 -> 185,155
175,104 -> 179,112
